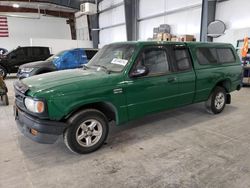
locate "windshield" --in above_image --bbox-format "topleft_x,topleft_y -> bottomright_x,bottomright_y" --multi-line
5,48 -> 16,56
46,50 -> 67,61
87,44 -> 136,72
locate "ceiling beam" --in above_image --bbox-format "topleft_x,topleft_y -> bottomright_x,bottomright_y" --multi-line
0,0 -> 80,9
0,5 -> 75,18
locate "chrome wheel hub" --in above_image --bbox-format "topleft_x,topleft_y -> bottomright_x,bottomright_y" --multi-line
76,119 -> 103,147
214,92 -> 225,110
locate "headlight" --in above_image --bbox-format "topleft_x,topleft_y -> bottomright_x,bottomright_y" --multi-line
24,98 -> 45,113
21,68 -> 34,73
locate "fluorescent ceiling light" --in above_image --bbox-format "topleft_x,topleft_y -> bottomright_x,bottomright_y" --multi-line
12,4 -> 20,8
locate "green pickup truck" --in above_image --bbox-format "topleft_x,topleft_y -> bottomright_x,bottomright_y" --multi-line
14,41 -> 242,154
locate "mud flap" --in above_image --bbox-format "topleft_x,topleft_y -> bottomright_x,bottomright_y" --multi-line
226,94 -> 231,104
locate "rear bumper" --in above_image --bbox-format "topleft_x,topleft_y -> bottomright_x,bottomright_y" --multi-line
15,107 -> 68,144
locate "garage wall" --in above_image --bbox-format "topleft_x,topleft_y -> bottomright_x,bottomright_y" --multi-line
213,0 -> 250,46
31,38 -> 93,54
0,13 -> 71,50
138,0 -> 202,40
98,0 -> 126,47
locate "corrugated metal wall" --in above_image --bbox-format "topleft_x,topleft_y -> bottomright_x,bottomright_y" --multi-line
138,0 -> 202,40
98,0 -> 202,45
98,0 -> 126,47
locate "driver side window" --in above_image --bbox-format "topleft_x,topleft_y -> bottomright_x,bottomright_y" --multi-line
135,47 -> 170,76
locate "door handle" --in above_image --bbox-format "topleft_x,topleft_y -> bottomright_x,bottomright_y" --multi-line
167,77 -> 177,83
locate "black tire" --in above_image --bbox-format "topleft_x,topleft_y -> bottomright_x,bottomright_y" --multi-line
205,86 -> 227,114
63,109 -> 109,154
0,65 -> 7,79
3,94 -> 9,106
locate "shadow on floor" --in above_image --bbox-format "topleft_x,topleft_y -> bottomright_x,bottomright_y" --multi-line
15,101 -> 238,168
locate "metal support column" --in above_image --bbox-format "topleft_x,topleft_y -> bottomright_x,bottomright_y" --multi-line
124,0 -> 138,41
89,14 -> 99,49
200,0 -> 217,42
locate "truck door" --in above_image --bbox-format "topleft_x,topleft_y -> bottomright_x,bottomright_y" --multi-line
125,45 -> 180,120
171,44 -> 196,106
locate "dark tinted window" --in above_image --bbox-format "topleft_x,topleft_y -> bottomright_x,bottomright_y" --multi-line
26,48 -> 32,57
15,48 -> 26,58
43,48 -> 50,55
85,50 -> 97,60
174,48 -> 192,71
217,48 -> 235,63
196,48 -> 217,65
33,48 -> 42,56
136,48 -> 169,76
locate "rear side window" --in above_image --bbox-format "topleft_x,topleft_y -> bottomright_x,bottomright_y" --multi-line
196,48 -> 217,65
43,48 -> 50,55
174,48 -> 192,71
196,47 -> 236,65
217,48 -> 235,64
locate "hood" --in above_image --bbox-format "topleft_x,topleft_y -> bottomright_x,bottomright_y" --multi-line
22,68 -> 122,98
19,60 -> 53,69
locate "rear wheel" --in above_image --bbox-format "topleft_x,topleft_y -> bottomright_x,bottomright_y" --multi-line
205,86 -> 227,114
63,109 -> 109,154
0,65 -> 7,79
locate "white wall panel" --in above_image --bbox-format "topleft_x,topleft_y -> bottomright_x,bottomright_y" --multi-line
166,0 -> 201,11
138,0 -> 202,41
139,16 -> 165,40
99,25 -> 127,47
139,0 -> 201,19
99,5 -> 125,28
0,13 -> 71,50
1,13 -> 71,39
139,8 -> 201,40
216,0 -> 250,30
98,0 -> 126,46
139,0 -> 165,18
165,8 -> 201,38
31,38 -> 93,54
214,0 -> 250,44
98,0 -> 123,11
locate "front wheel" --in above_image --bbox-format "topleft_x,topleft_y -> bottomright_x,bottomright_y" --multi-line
63,109 -> 109,154
205,86 -> 227,114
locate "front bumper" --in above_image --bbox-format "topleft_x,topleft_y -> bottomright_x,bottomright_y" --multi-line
15,106 -> 68,144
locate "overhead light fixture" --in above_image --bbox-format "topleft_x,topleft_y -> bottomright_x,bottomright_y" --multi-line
12,4 -> 20,8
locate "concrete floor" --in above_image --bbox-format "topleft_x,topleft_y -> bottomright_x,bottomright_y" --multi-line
0,77 -> 250,188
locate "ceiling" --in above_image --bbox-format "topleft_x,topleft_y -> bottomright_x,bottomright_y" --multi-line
0,1 -> 78,12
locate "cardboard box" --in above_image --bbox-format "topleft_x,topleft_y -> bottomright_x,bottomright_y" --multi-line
157,33 -> 163,41
162,33 -> 171,41
179,35 -> 195,42
153,27 -> 159,34
171,36 -> 179,42
242,77 -> 250,84
159,24 -> 171,33
153,33 -> 158,39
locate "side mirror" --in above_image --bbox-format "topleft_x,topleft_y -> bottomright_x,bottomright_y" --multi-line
130,66 -> 149,78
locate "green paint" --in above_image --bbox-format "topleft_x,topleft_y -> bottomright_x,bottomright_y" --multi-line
20,41 -> 242,125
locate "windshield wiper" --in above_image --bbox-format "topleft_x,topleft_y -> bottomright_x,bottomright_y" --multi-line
83,64 -> 89,70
